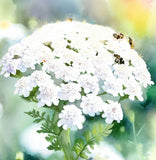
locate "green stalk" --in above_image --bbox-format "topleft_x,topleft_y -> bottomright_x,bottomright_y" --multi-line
58,129 -> 75,160
132,116 -> 144,160
52,110 -> 75,160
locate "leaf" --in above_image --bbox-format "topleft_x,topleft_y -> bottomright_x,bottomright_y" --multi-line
91,121 -> 113,142
33,118 -> 43,123
136,124 -> 145,137
80,152 -> 88,159
46,134 -> 61,151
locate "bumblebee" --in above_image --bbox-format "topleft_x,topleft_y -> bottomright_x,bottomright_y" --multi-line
114,54 -> 124,64
128,37 -> 135,49
113,33 -> 124,39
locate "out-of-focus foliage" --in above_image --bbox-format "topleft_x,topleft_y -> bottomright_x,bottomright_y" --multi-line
108,0 -> 156,37
0,0 -> 156,160
0,0 -> 16,21
83,0 -> 156,37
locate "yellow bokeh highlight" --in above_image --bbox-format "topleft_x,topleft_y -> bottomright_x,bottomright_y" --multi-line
0,21 -> 11,30
109,0 -> 155,37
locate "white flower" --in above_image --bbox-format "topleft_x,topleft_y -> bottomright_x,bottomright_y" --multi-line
14,76 -> 35,97
58,82 -> 81,102
72,55 -> 95,74
17,54 -> 37,72
0,58 -> 18,77
102,101 -> 123,124
124,78 -> 143,101
37,79 -> 60,107
78,74 -> 99,94
103,76 -> 124,97
80,94 -> 106,116
113,64 -> 134,79
43,59 -> 80,82
57,105 -> 85,130
30,70 -> 51,87
133,67 -> 154,88
95,64 -> 113,81
8,43 -> 26,58
94,51 -> 114,66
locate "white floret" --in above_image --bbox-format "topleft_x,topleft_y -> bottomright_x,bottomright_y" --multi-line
58,82 -> 81,102
37,79 -> 60,107
57,105 -> 85,130
80,94 -> 106,116
14,76 -> 35,97
78,74 -> 99,94
102,100 -> 123,124
30,70 -> 51,87
103,76 -> 124,97
0,58 -> 18,77
123,78 -> 143,101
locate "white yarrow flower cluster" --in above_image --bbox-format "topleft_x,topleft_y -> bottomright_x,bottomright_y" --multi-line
58,105 -> 85,130
80,94 -> 105,117
102,101 -> 123,124
0,21 -> 153,130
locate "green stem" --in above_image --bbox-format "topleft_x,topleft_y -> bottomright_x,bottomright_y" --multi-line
58,129 -> 75,160
75,140 -> 92,160
43,105 -> 61,112
52,110 -> 75,159
132,118 -> 144,160
132,120 -> 137,146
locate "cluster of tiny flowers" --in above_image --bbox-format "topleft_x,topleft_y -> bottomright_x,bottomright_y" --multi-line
0,21 -> 153,130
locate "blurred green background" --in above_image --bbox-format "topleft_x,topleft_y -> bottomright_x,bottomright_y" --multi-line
0,0 -> 156,160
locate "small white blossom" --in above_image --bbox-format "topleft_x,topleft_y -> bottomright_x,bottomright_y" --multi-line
37,80 -> 60,107
133,67 -> 154,88
17,54 -> 37,72
80,94 -> 106,116
14,76 -> 35,97
43,59 -> 80,82
95,64 -> 113,81
103,76 -> 124,96
57,105 -> 85,130
102,100 -> 123,124
124,78 -> 143,101
0,58 -> 18,77
58,82 -> 81,102
30,70 -> 51,87
78,74 -> 99,94
113,64 -> 134,79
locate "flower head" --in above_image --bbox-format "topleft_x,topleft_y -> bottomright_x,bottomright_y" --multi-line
58,82 -> 81,102
0,21 -> 154,129
14,76 -> 34,97
57,105 -> 85,130
37,79 -> 60,107
80,94 -> 105,116
102,101 -> 123,124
